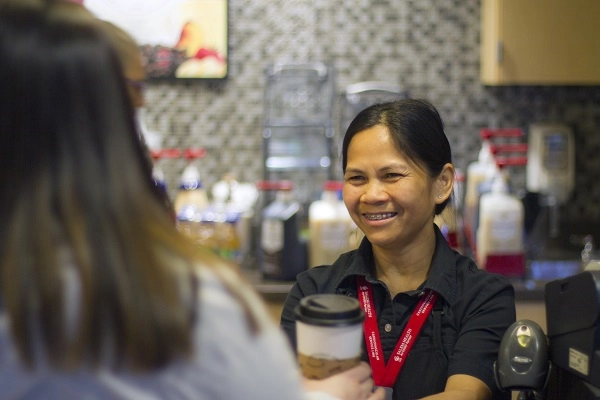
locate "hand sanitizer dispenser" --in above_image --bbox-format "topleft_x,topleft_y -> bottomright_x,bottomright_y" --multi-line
526,123 -> 575,204
526,123 -> 575,238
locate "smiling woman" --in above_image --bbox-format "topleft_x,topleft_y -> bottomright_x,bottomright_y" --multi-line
281,99 -> 516,400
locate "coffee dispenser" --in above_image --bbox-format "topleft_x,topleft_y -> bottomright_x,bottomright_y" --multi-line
259,63 -> 336,277
261,62 -> 336,207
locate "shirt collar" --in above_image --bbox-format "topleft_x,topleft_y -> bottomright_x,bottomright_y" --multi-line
421,225 -> 458,304
334,224 -> 458,305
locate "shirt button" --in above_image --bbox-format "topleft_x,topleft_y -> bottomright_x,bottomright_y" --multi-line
384,323 -> 392,333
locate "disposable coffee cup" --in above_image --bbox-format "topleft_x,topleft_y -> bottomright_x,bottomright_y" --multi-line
295,294 -> 365,380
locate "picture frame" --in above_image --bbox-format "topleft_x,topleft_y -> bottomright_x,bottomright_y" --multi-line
83,0 -> 229,80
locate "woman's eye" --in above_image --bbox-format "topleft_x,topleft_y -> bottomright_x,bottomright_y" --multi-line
346,175 -> 364,182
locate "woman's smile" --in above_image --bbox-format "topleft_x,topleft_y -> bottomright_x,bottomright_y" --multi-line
362,212 -> 397,221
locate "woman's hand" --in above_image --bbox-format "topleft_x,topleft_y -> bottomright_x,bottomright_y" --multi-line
303,362 -> 386,400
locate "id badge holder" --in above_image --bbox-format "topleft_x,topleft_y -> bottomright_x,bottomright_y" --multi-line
375,386 -> 393,400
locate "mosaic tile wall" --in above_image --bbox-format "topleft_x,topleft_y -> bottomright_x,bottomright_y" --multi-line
141,0 -> 600,234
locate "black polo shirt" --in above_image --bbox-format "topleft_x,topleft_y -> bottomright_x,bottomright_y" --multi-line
281,225 -> 515,400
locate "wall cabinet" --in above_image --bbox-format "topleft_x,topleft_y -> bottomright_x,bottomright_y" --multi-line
480,0 -> 600,85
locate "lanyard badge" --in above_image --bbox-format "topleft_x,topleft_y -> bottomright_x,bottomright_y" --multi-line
356,276 -> 438,387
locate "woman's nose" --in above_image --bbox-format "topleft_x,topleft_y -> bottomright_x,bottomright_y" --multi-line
361,181 -> 389,203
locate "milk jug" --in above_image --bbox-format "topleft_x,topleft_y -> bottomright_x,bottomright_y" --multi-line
308,181 -> 357,267
476,173 -> 525,276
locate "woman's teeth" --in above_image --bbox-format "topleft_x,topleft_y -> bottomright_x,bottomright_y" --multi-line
363,213 -> 395,221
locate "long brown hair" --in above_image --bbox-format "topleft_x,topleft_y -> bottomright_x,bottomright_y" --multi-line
0,0 -> 259,372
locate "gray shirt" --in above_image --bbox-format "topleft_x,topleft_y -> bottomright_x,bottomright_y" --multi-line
0,267 -> 334,400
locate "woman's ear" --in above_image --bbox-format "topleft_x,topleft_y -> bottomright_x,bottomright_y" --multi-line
435,163 -> 455,203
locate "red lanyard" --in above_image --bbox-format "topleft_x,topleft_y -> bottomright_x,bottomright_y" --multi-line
356,276 -> 438,387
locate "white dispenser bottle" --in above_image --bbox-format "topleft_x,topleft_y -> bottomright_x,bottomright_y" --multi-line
308,181 -> 356,267
476,172 -> 524,274
464,137 -> 496,247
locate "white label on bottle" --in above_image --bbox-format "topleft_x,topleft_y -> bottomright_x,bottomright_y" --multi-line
489,214 -> 519,242
569,347 -> 589,376
261,219 -> 284,253
319,221 -> 349,249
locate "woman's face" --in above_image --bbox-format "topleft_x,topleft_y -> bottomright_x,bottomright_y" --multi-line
125,52 -> 146,109
342,125 -> 438,250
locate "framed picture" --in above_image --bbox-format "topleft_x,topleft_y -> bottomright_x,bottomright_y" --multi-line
83,0 -> 229,80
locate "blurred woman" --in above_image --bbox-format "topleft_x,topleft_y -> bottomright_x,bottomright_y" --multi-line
98,18 -> 174,216
0,1 -> 383,399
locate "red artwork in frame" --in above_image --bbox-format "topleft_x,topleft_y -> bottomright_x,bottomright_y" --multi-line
84,0 -> 229,80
